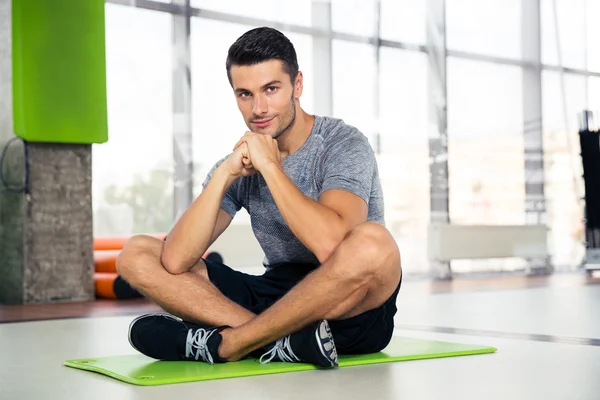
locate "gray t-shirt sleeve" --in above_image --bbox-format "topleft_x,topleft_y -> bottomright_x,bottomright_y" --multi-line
202,156 -> 242,218
319,135 -> 375,204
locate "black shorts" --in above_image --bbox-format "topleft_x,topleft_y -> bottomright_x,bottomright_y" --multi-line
204,259 -> 401,355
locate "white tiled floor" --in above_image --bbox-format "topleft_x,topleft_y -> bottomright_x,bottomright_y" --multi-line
1,279 -> 599,400
395,283 -> 600,338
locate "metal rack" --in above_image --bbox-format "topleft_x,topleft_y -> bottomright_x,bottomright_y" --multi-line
578,110 -> 600,275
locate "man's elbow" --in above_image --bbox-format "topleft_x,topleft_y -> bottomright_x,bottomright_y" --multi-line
160,248 -> 190,275
315,236 -> 344,265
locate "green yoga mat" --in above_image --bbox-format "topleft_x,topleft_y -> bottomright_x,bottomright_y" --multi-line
64,336 -> 496,386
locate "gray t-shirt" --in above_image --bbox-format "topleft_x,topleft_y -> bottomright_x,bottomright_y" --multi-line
202,115 -> 385,267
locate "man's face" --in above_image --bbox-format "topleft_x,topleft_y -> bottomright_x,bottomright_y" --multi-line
230,60 -> 302,138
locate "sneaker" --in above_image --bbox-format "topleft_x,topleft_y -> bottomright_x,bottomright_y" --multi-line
259,320 -> 338,368
127,313 -> 229,364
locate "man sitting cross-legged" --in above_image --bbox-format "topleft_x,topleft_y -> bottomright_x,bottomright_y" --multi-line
116,27 -> 402,368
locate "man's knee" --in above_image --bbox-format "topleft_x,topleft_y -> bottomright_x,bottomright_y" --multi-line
339,222 -> 401,280
350,222 -> 399,260
116,235 -> 162,282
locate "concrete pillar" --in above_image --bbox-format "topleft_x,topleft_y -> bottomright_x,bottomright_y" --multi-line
0,0 -> 25,304
172,0 -> 193,219
522,0 -> 547,224
311,0 -> 333,116
0,0 -> 101,304
427,0 -> 451,279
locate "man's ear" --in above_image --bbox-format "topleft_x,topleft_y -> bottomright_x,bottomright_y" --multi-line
294,71 -> 303,99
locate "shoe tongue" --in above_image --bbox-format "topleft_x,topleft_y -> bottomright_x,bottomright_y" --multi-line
179,327 -> 228,363
176,328 -> 190,356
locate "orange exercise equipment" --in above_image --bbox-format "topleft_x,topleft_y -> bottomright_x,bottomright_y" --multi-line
95,272 -> 142,299
94,250 -> 121,273
92,233 -> 224,299
93,233 -> 167,251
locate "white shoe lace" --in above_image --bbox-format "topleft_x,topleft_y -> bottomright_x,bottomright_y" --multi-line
185,328 -> 216,364
259,335 -> 301,364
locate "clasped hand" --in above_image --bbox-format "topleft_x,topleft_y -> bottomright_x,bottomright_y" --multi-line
225,132 -> 283,177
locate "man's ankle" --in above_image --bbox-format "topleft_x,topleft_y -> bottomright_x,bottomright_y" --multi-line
217,328 -> 244,362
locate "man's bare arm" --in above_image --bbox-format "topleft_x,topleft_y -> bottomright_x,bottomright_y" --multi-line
161,166 -> 237,274
161,143 -> 254,274
260,162 -> 367,264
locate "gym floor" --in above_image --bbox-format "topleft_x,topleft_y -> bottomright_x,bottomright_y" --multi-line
1,272 -> 599,400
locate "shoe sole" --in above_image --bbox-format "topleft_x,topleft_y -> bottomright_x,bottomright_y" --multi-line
127,312 -> 182,354
314,320 -> 338,367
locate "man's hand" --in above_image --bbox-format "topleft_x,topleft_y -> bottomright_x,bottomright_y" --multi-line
234,132 -> 283,172
223,142 -> 257,178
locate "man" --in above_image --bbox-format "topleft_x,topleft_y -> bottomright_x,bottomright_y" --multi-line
117,27 -> 402,368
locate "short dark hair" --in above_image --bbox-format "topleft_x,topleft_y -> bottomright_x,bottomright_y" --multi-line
226,27 -> 299,86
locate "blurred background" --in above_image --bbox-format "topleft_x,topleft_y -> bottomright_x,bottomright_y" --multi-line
92,0 -> 599,278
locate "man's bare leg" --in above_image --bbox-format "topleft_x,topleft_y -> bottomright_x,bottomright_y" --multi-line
116,235 -> 255,328
217,222 -> 402,361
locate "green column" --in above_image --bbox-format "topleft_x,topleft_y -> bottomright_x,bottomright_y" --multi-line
12,0 -> 108,144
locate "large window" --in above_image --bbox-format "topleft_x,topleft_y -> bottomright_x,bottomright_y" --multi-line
98,0 -> 599,275
541,0 -> 586,70
587,0 -> 600,72
447,0 -> 521,60
542,71 -> 587,267
542,71 -> 587,134
378,48 -> 429,274
447,58 -> 525,272
191,0 -> 312,27
380,0 -> 425,45
332,40 -> 376,143
93,4 -> 173,236
331,0 -> 377,37
589,76 -> 600,116
332,42 -> 429,274
448,58 -> 525,225
332,0 -> 426,44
